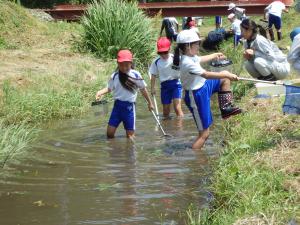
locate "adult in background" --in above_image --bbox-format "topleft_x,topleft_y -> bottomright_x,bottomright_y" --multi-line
241,19 -> 290,81
182,17 -> 193,30
288,27 -> 300,75
188,20 -> 200,36
264,0 -> 289,41
228,13 -> 242,47
228,3 -> 247,21
160,17 -> 179,42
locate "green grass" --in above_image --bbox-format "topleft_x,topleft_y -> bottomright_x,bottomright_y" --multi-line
0,62 -> 113,125
0,1 -> 45,49
186,94 -> 299,225
81,0 -> 156,67
0,120 -> 37,168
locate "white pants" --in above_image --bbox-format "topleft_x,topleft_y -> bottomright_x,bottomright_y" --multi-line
244,57 -> 290,80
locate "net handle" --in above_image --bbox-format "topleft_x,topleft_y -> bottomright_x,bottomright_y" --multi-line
238,77 -> 283,85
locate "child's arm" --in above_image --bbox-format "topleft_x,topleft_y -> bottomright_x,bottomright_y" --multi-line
140,88 -> 154,111
150,75 -> 156,96
95,87 -> 111,100
200,52 -> 225,63
202,71 -> 239,81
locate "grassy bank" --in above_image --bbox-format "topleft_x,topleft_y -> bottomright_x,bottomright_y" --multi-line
0,1 -> 112,166
186,8 -> 300,225
187,94 -> 299,224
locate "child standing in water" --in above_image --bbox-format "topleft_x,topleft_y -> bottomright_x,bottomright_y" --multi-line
96,49 -> 154,139
149,37 -> 184,118
173,30 -> 242,150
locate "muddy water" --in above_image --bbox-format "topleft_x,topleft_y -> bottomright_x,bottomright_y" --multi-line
0,102 -> 220,225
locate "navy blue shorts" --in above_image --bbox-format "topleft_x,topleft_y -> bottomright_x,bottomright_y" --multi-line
184,79 -> 221,130
268,13 -> 281,30
215,16 -> 222,25
234,34 -> 241,47
160,79 -> 182,105
108,100 -> 135,131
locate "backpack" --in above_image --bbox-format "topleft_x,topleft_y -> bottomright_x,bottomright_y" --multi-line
207,28 -> 226,43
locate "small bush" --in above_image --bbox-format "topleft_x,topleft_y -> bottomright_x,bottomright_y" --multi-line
81,0 -> 156,67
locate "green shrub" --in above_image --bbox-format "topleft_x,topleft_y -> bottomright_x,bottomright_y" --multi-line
81,0 -> 156,67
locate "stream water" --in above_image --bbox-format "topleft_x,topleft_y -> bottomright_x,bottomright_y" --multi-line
0,102 -> 220,225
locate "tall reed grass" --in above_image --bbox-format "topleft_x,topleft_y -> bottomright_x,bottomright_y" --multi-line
81,0 -> 156,67
0,120 -> 36,168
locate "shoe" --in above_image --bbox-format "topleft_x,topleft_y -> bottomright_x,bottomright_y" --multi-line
257,74 -> 277,81
221,103 -> 242,119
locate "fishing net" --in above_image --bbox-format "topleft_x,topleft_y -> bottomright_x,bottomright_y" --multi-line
282,85 -> 300,114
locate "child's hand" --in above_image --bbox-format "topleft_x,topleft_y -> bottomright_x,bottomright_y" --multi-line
221,71 -> 239,81
215,53 -> 226,60
148,103 -> 154,111
244,49 -> 254,60
95,91 -> 103,100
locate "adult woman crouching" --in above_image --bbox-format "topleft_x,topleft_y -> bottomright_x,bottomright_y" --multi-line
241,19 -> 290,81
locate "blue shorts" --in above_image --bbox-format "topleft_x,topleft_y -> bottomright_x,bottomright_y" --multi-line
234,34 -> 241,47
108,100 -> 135,131
184,79 -> 221,130
160,79 -> 182,105
268,14 -> 281,30
215,16 -> 222,25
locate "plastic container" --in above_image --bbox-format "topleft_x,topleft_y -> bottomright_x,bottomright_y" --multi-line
209,59 -> 233,72
255,83 -> 286,96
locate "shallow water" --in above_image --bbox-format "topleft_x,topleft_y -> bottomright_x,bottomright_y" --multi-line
0,102 -> 220,225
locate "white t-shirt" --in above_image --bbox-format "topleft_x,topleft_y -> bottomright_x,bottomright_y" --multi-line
149,54 -> 180,83
231,18 -> 242,35
190,26 -> 200,35
107,69 -> 147,103
265,1 -> 286,17
180,55 -> 207,90
233,7 -> 246,20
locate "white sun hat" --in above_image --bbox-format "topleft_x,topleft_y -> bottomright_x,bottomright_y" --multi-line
176,29 -> 201,44
228,3 -> 236,10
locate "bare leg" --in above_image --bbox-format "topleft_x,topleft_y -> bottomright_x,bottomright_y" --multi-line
173,98 -> 184,117
220,78 -> 231,91
126,130 -> 135,139
192,128 -> 210,150
107,125 -> 117,139
163,104 -> 171,118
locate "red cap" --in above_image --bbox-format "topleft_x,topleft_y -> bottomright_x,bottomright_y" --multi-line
157,37 -> 171,53
188,20 -> 196,27
117,49 -> 133,62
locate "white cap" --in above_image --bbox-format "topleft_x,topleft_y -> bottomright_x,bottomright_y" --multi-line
228,3 -> 236,10
228,13 -> 235,19
176,30 -> 201,44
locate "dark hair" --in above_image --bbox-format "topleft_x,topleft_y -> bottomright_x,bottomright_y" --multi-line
173,44 -> 187,69
173,41 -> 200,69
241,19 -> 267,39
183,17 -> 193,30
118,70 -> 143,93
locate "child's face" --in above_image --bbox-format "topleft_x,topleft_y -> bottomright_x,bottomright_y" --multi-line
158,51 -> 169,60
118,61 -> 132,73
189,42 -> 200,55
241,27 -> 252,40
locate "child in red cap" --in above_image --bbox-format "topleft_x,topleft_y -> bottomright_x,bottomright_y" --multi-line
149,37 -> 184,118
96,49 -> 154,139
